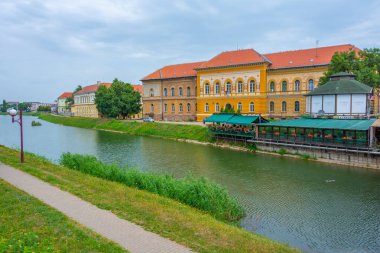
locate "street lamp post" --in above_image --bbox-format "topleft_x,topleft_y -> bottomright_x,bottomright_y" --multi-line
9,108 -> 24,163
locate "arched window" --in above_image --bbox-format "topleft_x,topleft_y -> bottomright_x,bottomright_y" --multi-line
282,101 -> 287,112
270,81 -> 275,92
237,102 -> 242,112
238,81 -> 243,93
250,80 -> 255,93
187,103 -> 191,112
179,87 -> 183,96
171,87 -> 175,96
205,103 -> 209,112
163,88 -> 167,97
308,79 -> 314,90
179,103 -> 183,112
150,104 -> 154,113
215,82 -> 220,94
270,102 -> 274,112
205,83 -> 210,95
215,103 -> 219,112
149,88 -> 154,97
295,101 -> 300,112
171,103 -> 175,112
187,87 -> 191,96
164,104 -> 167,112
282,81 -> 287,92
226,82 -> 231,94
250,102 -> 254,112
295,80 -> 300,92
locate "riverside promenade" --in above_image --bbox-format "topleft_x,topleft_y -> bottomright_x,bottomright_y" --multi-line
0,163 -> 193,253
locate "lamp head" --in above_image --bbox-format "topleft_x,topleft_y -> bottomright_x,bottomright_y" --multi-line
8,108 -> 17,116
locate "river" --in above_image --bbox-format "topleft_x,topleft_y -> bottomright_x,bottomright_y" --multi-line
0,115 -> 379,253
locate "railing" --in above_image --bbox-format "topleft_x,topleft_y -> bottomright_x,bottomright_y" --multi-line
209,129 -> 255,138
257,133 -> 368,148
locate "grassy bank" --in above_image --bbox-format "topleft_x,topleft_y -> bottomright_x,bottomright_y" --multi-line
0,180 -> 127,252
38,114 -> 211,142
60,153 -> 244,222
0,146 -> 298,253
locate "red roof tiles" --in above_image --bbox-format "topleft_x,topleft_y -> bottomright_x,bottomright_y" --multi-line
142,61 -> 205,81
264,44 -> 360,69
58,92 -> 73,99
198,49 -> 269,69
132,84 -> 143,93
74,83 -> 112,95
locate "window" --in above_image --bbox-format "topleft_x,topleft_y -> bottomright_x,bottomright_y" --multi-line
250,80 -> 255,93
179,87 -> 183,96
282,81 -> 287,92
226,82 -> 231,94
295,80 -> 300,92
250,102 -> 254,112
237,102 -> 242,112
171,104 -> 175,112
150,88 -> 154,97
270,102 -> 274,112
205,103 -> 209,112
150,104 -> 154,113
164,103 -> 167,112
215,82 -> 220,94
308,79 -> 314,90
187,103 -> 191,112
187,87 -> 191,96
238,81 -> 243,93
171,88 -> 175,96
295,101 -> 300,112
215,103 -> 219,112
270,81 -> 275,92
179,103 -> 183,112
164,88 -> 167,97
282,101 -> 287,112
205,83 -> 210,95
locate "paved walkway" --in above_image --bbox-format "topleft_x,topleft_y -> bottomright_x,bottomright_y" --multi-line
0,163 -> 193,253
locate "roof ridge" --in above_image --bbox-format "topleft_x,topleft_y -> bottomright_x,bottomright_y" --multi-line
264,44 -> 356,55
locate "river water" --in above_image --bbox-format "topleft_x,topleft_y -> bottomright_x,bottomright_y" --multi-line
0,116 -> 379,253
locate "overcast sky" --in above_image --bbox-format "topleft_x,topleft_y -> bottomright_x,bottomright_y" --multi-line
1,0 -> 379,102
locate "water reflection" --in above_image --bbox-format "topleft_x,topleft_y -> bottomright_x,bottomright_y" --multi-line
0,116 -> 379,253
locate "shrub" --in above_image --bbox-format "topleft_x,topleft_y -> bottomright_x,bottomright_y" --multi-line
277,148 -> 287,155
60,153 -> 245,222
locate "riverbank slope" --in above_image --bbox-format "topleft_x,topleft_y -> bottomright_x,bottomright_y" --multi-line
0,146 -> 298,253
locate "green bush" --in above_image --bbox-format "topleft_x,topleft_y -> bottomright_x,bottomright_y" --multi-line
60,153 -> 245,222
277,148 -> 287,155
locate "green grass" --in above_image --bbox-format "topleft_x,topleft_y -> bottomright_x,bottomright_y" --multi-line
38,114 -> 211,142
0,179 -> 127,253
0,145 -> 299,253
60,153 -> 245,222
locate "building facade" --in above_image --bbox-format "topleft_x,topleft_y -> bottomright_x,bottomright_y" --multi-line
142,44 -> 366,121
71,82 -> 112,118
141,62 -> 203,121
57,92 -> 73,115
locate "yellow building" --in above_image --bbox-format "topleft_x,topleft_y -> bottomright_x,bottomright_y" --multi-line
196,44 -> 360,121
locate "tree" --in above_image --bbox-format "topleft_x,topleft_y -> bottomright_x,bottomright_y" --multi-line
319,48 -> 380,87
95,79 -> 141,118
66,85 -> 82,108
37,105 -> 51,112
18,102 -> 31,111
1,100 -> 8,112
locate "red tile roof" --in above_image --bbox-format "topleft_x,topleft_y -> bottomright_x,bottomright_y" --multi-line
74,83 -> 112,95
58,92 -> 73,99
142,61 -> 205,81
198,49 -> 269,69
132,84 -> 143,93
264,44 -> 360,69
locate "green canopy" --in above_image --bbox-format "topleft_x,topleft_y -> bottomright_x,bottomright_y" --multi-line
204,114 -> 234,123
258,118 -> 375,131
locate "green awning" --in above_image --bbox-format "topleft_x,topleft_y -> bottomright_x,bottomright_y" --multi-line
258,118 -> 375,131
227,115 -> 268,125
204,114 -> 234,123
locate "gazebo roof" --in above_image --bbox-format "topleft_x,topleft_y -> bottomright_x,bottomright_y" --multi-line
306,72 -> 372,96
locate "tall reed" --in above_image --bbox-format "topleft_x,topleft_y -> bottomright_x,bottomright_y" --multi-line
60,153 -> 245,222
